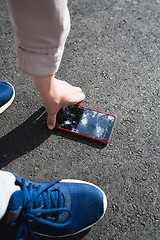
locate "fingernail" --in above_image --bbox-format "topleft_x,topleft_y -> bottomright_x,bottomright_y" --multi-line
48,124 -> 54,130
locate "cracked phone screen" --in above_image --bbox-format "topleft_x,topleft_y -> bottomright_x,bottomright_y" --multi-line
56,105 -> 116,142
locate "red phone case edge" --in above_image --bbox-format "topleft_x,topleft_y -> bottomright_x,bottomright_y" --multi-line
55,105 -> 117,144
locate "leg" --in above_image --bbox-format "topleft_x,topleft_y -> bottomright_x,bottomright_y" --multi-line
0,170 -> 20,219
7,0 -> 85,129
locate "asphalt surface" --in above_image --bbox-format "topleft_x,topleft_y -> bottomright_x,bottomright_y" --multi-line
0,0 -> 160,240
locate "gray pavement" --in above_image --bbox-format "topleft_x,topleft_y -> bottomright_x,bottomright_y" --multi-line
0,0 -> 160,240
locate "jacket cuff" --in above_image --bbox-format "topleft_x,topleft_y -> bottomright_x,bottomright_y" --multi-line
17,46 -> 64,77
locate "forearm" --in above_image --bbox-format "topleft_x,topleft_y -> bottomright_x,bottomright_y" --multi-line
34,75 -> 55,98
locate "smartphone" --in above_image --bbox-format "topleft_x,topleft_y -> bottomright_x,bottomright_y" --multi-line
55,105 -> 117,144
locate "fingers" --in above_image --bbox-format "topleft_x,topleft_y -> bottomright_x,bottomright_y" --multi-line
69,92 -> 85,106
35,77 -> 85,130
76,99 -> 84,106
46,90 -> 85,130
47,112 -> 57,130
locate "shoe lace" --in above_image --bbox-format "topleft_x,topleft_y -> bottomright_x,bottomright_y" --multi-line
17,179 -> 72,240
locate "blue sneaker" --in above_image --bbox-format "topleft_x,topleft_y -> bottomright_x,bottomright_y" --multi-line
0,82 -> 15,114
1,174 -> 107,239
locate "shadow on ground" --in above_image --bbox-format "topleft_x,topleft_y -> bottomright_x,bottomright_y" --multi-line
0,107 -> 105,168
0,107 -> 51,168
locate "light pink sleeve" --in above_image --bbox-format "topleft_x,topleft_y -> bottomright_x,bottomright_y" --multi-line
7,0 -> 70,77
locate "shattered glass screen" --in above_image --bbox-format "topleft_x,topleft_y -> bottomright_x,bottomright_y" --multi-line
56,106 -> 116,142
